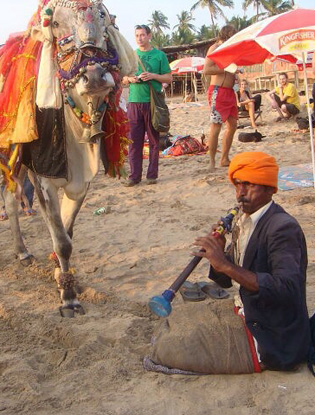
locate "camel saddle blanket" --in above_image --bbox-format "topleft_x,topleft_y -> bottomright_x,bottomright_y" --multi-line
22,106 -> 67,179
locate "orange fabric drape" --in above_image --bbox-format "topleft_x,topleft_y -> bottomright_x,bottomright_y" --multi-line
0,35 -> 41,148
103,86 -> 130,178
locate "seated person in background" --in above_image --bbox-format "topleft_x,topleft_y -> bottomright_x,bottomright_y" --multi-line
267,72 -> 300,121
236,79 -> 262,129
183,90 -> 195,103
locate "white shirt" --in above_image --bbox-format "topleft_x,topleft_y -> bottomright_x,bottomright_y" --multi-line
237,201 -> 273,267
233,201 -> 273,307
233,201 -> 273,361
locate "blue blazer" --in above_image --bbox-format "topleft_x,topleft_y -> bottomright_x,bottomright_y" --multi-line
240,202 -> 310,370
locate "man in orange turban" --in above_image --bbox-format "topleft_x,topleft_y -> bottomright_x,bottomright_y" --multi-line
192,151 -> 311,373
227,151 -> 278,214
228,151 -> 278,190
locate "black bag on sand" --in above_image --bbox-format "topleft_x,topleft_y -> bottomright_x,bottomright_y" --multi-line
296,116 -> 315,130
159,134 -> 172,151
238,130 -> 265,143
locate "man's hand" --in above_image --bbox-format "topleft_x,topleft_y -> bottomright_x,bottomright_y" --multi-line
138,72 -> 155,82
122,75 -> 139,85
193,232 -> 228,272
193,231 -> 259,292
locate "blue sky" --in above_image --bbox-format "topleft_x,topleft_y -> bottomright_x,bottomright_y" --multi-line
0,0 -> 314,46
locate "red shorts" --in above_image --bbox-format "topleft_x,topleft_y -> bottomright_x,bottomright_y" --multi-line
208,85 -> 238,124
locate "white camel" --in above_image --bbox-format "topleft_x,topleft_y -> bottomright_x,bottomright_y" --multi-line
0,0 -> 136,316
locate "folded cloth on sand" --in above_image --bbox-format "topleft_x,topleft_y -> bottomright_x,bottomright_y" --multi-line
145,301 -> 255,374
228,151 -> 279,191
143,356 -> 204,375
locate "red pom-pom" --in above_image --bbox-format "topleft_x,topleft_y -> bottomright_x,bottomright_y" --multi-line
43,19 -> 50,27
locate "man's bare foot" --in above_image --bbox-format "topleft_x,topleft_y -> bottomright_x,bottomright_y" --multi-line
220,159 -> 230,167
209,158 -> 216,172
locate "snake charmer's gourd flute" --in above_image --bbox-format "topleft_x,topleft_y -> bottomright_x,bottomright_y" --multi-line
148,206 -> 240,317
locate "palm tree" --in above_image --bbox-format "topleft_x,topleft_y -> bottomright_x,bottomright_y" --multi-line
242,0 -> 262,21
148,11 -> 170,34
190,0 -> 234,29
196,24 -> 218,41
260,0 -> 293,17
226,15 -> 252,31
171,28 -> 196,46
151,32 -> 171,49
173,11 -> 196,33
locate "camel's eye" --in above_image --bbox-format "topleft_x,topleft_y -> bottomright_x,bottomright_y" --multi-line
99,11 -> 105,18
53,21 -> 59,28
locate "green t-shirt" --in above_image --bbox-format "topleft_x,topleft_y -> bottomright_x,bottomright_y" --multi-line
128,48 -> 171,103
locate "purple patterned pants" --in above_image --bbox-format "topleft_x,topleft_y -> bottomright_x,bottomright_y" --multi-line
127,102 -> 159,182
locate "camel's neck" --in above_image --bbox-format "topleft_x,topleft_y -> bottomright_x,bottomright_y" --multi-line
63,100 -> 102,184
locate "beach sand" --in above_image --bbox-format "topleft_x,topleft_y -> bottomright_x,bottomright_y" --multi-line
1,93 -> 315,414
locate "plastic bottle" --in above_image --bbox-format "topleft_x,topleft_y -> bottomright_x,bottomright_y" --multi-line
93,207 -> 110,215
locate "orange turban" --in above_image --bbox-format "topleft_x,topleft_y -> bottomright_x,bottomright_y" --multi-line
228,152 -> 279,191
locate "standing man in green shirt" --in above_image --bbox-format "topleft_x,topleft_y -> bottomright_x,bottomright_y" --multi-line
122,25 -> 172,186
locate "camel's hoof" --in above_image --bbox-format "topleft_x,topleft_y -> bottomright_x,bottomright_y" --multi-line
20,254 -> 35,267
59,304 -> 85,317
74,304 -> 85,315
59,306 -> 75,318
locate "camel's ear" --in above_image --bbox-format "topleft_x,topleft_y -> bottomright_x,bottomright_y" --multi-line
30,23 -> 45,43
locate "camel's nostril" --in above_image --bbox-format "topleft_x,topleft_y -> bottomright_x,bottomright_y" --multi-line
83,75 -> 89,84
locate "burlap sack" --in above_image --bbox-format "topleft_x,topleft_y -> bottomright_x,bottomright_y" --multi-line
150,300 -> 254,374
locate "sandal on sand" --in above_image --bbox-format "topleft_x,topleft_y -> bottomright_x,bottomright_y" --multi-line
179,281 -> 207,302
23,208 -> 37,216
198,281 -> 230,300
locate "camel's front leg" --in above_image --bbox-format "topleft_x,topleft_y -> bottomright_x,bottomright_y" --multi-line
33,176 -> 87,316
56,189 -> 88,315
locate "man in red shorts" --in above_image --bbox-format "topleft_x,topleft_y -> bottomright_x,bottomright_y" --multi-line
204,25 -> 238,171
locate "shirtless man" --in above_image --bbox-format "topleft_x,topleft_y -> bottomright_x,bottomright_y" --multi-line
204,25 -> 238,171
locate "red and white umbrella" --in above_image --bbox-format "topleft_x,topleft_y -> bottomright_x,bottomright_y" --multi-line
273,52 -> 314,71
170,57 -> 205,74
209,8 -> 315,69
208,8 -> 315,188
282,52 -> 314,71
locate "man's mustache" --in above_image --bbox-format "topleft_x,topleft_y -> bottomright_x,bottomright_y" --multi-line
237,197 -> 250,203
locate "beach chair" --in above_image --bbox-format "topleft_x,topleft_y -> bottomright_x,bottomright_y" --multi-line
237,95 -> 263,128
238,107 -> 263,126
